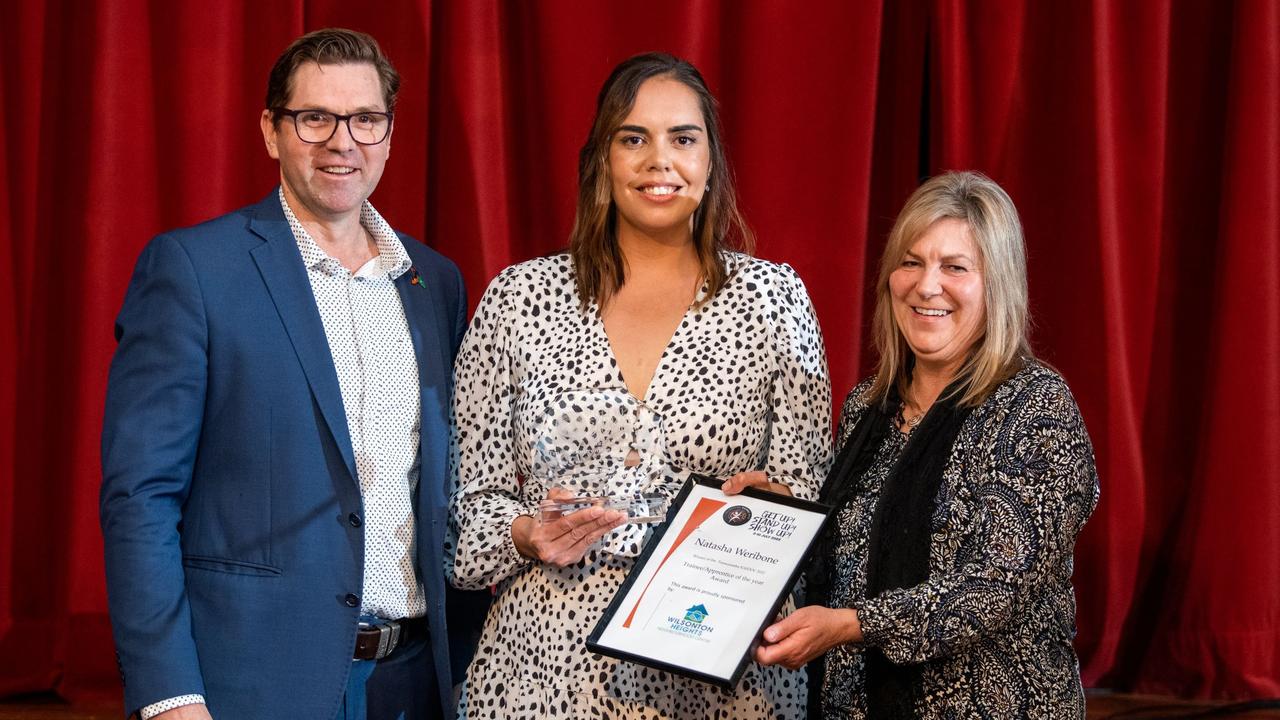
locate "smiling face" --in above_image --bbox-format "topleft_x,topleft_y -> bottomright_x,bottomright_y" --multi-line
260,62 -> 391,225
607,77 -> 711,244
889,217 -> 987,375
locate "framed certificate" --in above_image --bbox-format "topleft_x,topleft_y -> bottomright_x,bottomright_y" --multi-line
586,474 -> 831,689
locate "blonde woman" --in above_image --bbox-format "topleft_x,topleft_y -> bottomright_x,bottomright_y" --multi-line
754,172 -> 1098,718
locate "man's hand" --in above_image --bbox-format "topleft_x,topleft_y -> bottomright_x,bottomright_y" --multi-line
721,471 -> 793,497
754,606 -> 862,670
512,488 -> 627,566
152,704 -> 213,720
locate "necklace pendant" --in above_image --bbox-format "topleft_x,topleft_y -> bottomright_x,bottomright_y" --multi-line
896,401 -> 924,432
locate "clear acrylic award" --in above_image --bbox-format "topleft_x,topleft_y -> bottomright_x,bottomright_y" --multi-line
527,388 -> 674,527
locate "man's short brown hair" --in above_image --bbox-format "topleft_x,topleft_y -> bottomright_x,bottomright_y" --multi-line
265,28 -> 400,122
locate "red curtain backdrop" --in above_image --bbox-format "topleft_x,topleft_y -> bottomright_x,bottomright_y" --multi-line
2,0 -> 1276,704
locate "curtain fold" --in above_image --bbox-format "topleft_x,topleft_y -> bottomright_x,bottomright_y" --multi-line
1149,0 -> 1280,696
925,0 -> 1279,698
0,14 -> 16,704
1,0 -> 1276,703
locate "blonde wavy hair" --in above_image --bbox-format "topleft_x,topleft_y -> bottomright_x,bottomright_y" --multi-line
867,171 -> 1033,409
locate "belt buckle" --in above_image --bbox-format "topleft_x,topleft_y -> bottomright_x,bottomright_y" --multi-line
360,619 -> 402,660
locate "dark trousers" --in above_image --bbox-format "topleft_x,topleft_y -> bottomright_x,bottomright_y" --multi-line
340,629 -> 441,720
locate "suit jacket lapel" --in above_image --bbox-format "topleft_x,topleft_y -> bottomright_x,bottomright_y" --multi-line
247,194 -> 358,485
396,267 -> 451,389
396,265 -> 451,511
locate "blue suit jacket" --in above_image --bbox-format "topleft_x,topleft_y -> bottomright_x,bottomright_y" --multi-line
100,191 -> 488,719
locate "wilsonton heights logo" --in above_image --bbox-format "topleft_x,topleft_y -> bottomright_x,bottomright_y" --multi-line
684,604 -> 709,623
664,602 -> 715,639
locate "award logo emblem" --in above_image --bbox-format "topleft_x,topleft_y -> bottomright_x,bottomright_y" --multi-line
666,602 -> 715,638
722,505 -> 752,526
684,604 -> 709,623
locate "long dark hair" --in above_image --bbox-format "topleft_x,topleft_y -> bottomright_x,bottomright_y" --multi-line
569,52 -> 753,309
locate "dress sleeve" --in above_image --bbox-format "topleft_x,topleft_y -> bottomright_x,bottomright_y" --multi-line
854,373 -> 1100,663
761,263 -> 834,501
447,269 -> 536,590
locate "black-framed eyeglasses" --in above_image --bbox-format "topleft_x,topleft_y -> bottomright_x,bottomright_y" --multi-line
273,108 -> 393,145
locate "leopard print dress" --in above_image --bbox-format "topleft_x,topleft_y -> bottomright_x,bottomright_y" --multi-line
448,252 -> 832,718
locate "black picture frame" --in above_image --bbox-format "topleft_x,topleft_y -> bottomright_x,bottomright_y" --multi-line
586,474 -> 833,689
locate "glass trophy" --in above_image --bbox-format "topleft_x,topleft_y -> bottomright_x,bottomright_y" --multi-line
528,388 -> 673,526
537,489 -> 670,525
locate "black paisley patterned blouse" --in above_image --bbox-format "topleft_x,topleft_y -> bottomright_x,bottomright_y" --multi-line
820,362 -> 1099,718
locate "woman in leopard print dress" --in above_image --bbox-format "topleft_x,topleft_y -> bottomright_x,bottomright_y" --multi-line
753,171 -> 1099,718
448,53 -> 831,718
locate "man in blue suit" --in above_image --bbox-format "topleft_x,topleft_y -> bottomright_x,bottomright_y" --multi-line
100,28 -> 486,720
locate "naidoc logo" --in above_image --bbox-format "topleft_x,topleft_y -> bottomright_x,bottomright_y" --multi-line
748,509 -> 799,541
665,603 -> 715,638
722,505 -> 752,526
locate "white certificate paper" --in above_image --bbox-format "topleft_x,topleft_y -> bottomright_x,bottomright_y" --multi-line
586,475 -> 831,688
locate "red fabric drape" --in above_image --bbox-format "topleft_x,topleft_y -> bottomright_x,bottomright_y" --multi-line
911,0 -> 1280,697
2,0 -> 1276,704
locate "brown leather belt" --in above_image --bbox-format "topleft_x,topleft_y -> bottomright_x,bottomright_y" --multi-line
354,617 -> 428,661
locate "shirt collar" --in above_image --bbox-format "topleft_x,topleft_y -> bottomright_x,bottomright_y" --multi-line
278,188 -> 412,279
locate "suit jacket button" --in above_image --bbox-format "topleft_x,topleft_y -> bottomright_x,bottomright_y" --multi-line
345,593 -> 360,607
348,513 -> 363,527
